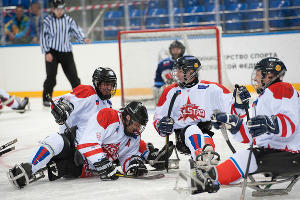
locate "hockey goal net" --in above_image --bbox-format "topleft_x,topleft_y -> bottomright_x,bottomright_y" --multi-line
118,26 -> 232,107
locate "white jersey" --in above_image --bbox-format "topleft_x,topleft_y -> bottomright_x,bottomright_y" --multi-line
153,80 -> 234,131
232,82 -> 300,152
77,108 -> 141,173
53,85 -> 112,142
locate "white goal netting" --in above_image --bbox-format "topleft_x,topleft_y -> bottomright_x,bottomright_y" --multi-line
118,26 -> 233,108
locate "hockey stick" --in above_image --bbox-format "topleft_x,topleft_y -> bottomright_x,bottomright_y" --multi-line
0,138 -> 17,151
165,90 -> 179,172
236,84 -> 253,200
0,146 -> 15,156
115,172 -> 165,180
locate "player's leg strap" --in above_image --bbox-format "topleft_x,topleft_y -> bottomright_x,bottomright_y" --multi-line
197,121 -> 214,137
174,128 -> 191,154
252,148 -> 300,177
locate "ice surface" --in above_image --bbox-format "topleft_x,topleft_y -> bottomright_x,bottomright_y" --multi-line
0,98 -> 299,200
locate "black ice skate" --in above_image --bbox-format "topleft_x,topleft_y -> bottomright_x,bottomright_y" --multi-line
7,163 -> 45,189
147,141 -> 179,170
13,97 -> 30,113
188,159 -> 220,194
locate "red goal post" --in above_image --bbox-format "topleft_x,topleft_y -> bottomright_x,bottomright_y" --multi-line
118,26 -> 232,107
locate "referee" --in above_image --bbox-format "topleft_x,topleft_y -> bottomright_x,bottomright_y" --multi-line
40,0 -> 90,107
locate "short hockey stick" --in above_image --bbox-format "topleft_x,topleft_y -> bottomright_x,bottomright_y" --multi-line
0,138 -> 17,151
0,146 -> 15,156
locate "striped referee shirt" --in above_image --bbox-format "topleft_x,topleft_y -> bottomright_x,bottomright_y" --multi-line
40,13 -> 86,54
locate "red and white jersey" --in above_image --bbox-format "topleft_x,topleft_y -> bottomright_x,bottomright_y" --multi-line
77,108 -> 141,173
153,80 -> 234,131
232,82 -> 300,152
53,85 -> 112,141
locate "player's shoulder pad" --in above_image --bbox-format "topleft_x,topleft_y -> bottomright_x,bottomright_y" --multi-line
200,80 -> 231,94
97,108 -> 120,129
157,83 -> 179,106
70,85 -> 97,98
267,82 -> 294,99
159,57 -> 172,66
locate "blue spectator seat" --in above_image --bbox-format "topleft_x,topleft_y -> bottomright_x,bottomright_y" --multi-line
164,7 -> 185,28
290,0 -> 300,26
225,3 -> 247,31
202,3 -> 224,26
104,10 -> 123,38
2,0 -> 9,6
184,0 -> 199,8
184,6 -> 205,27
147,0 -> 160,9
129,9 -> 144,30
145,8 -> 166,29
269,0 -> 291,28
10,0 -> 30,9
244,2 -> 264,30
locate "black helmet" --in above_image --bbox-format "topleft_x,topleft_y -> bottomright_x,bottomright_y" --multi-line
172,55 -> 201,88
53,0 -> 65,8
92,67 -> 117,100
169,40 -> 185,60
122,101 -> 148,137
251,57 -> 287,94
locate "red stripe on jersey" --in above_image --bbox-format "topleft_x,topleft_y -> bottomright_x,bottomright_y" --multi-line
217,159 -> 242,185
240,124 -> 250,143
153,119 -> 160,133
277,114 -> 287,137
192,134 -> 200,149
139,139 -> 147,154
200,80 -> 231,94
123,157 -> 131,173
77,143 -> 99,150
6,99 -> 14,107
97,108 -> 120,129
83,148 -> 103,157
157,83 -> 178,107
204,137 -> 215,149
231,105 -> 238,115
283,114 -> 296,133
71,85 -> 97,98
268,82 -> 294,99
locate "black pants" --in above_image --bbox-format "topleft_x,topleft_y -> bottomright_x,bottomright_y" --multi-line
43,49 -> 81,102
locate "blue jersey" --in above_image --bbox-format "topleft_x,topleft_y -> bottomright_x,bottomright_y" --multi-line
154,57 -> 176,88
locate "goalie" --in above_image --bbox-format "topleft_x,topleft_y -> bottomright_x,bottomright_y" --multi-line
189,57 -> 300,195
153,40 -> 185,104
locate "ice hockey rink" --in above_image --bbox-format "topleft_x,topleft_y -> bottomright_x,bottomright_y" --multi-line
0,97 -> 299,200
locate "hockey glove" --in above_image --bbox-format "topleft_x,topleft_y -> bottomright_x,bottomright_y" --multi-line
233,85 -> 251,109
126,155 -> 148,177
51,98 -> 74,125
211,112 -> 243,135
158,116 -> 175,137
94,158 -> 119,181
247,115 -> 279,138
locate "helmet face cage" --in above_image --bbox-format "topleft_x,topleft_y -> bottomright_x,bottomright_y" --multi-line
251,57 -> 286,94
169,40 -> 185,60
92,67 -> 117,99
172,55 -> 201,88
122,101 -> 148,137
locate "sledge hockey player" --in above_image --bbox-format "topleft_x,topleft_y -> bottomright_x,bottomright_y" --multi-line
153,40 -> 185,104
0,89 -> 29,113
153,55 -> 244,179
190,57 -> 300,195
8,101 -> 150,188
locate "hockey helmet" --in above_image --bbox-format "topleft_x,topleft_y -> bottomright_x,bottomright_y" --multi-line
92,67 -> 117,100
172,55 -> 201,88
251,57 -> 287,94
122,101 -> 148,137
169,40 -> 185,60
53,0 -> 65,8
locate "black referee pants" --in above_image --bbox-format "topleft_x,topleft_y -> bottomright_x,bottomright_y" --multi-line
43,49 -> 81,102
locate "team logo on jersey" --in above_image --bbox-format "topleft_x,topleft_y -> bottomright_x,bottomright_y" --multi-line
163,61 -> 170,66
96,100 -> 99,105
198,85 -> 209,89
178,97 -> 205,121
